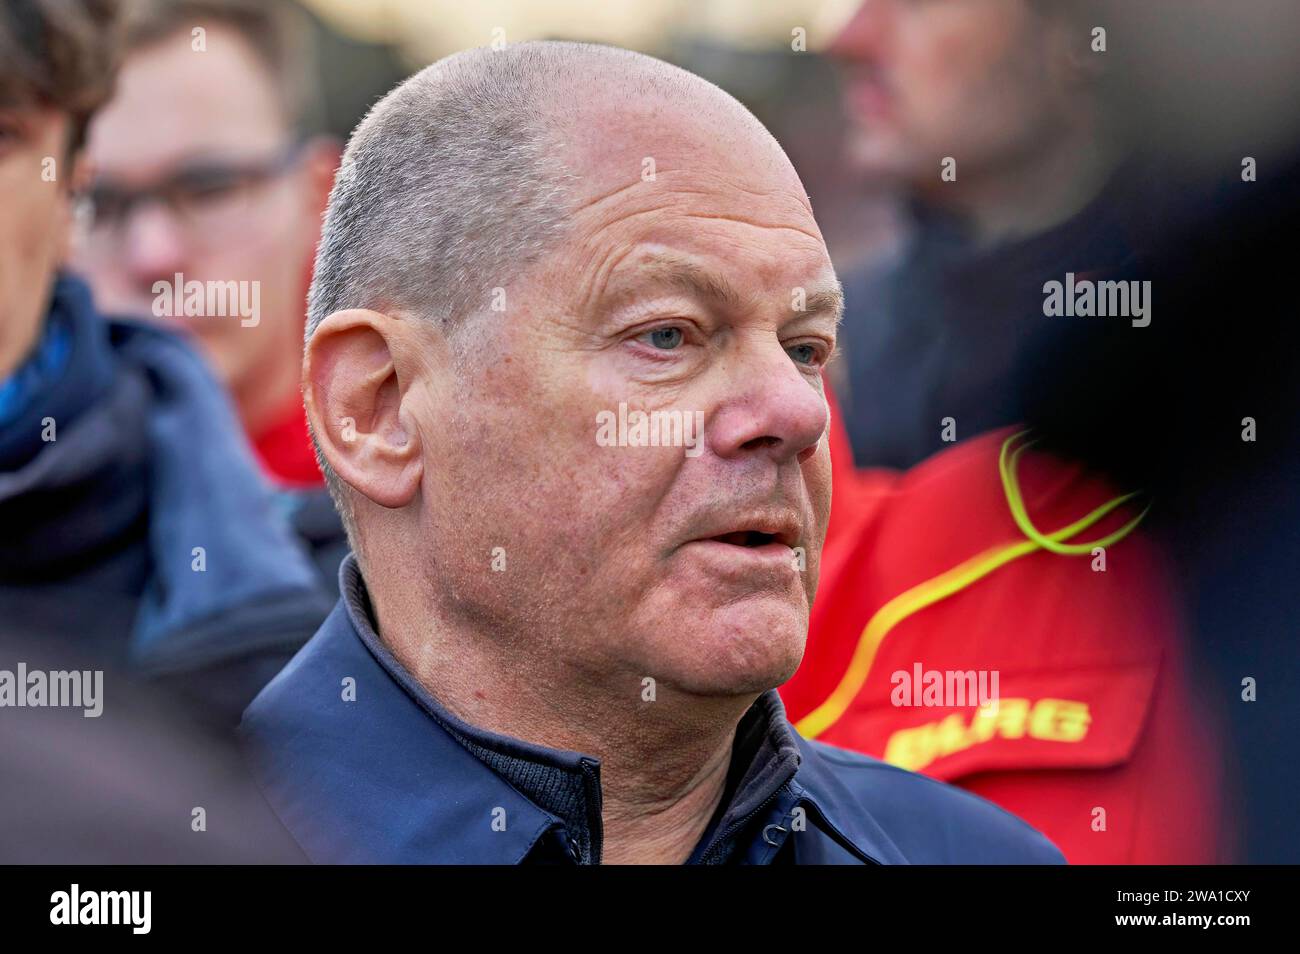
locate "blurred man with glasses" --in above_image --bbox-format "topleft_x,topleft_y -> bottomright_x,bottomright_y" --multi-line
74,0 -> 338,490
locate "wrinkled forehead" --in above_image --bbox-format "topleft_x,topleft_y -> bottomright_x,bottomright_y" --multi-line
558,89 -> 815,222
431,79 -> 839,341
520,94 -> 837,327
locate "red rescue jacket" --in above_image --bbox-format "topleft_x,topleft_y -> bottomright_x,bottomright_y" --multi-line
781,390 -> 1234,863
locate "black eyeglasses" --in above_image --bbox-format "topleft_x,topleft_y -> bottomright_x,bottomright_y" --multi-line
78,140 -> 307,250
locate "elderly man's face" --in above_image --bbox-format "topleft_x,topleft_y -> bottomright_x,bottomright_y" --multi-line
412,98 -> 839,698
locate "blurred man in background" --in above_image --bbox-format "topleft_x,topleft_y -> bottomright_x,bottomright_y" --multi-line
74,0 -> 338,490
0,0 -> 330,726
73,0 -> 351,585
828,0 -> 1153,468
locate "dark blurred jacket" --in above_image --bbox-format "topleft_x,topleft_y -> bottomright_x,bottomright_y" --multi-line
1016,153 -> 1300,864
0,629 -> 306,863
838,161 -> 1165,469
0,274 -> 333,727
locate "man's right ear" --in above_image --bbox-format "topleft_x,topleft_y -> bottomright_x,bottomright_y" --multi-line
304,309 -> 424,510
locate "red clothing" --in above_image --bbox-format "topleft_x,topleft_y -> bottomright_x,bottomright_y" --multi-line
251,399 -> 323,488
782,390 -> 1232,863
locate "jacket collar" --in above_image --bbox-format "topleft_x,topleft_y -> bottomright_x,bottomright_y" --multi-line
243,555 -> 903,864
337,556 -> 607,863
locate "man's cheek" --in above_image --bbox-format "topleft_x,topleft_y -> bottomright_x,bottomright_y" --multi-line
807,447 -> 833,518
803,543 -> 823,606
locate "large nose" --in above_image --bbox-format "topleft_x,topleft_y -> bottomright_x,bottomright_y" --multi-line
707,334 -> 830,467
121,202 -> 189,290
828,0 -> 895,63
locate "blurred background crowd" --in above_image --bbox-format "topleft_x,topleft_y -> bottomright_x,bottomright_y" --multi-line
1,0 -> 1297,864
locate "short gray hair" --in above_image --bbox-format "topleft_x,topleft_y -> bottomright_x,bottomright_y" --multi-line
305,41 -> 742,544
306,42 -> 587,540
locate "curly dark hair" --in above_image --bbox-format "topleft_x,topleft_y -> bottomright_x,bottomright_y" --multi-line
0,0 -> 124,152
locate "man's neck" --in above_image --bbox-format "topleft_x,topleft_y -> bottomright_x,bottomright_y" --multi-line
370,588 -> 754,864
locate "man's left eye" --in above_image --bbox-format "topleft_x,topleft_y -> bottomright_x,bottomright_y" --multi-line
642,327 -> 684,350
787,343 -> 820,365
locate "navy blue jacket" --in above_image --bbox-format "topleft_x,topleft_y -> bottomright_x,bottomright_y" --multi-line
242,556 -> 1066,864
0,274 -> 333,726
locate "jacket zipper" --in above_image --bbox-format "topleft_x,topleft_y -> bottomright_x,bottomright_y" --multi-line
697,786 -> 789,865
579,758 -> 603,864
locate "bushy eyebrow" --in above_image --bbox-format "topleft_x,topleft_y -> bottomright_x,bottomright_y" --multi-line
802,284 -> 845,325
605,250 -> 843,323
626,252 -> 748,310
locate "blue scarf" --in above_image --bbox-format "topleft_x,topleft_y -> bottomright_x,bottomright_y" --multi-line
0,274 -> 331,675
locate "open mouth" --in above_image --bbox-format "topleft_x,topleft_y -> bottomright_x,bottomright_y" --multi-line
711,530 -> 781,548
684,521 -> 800,572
